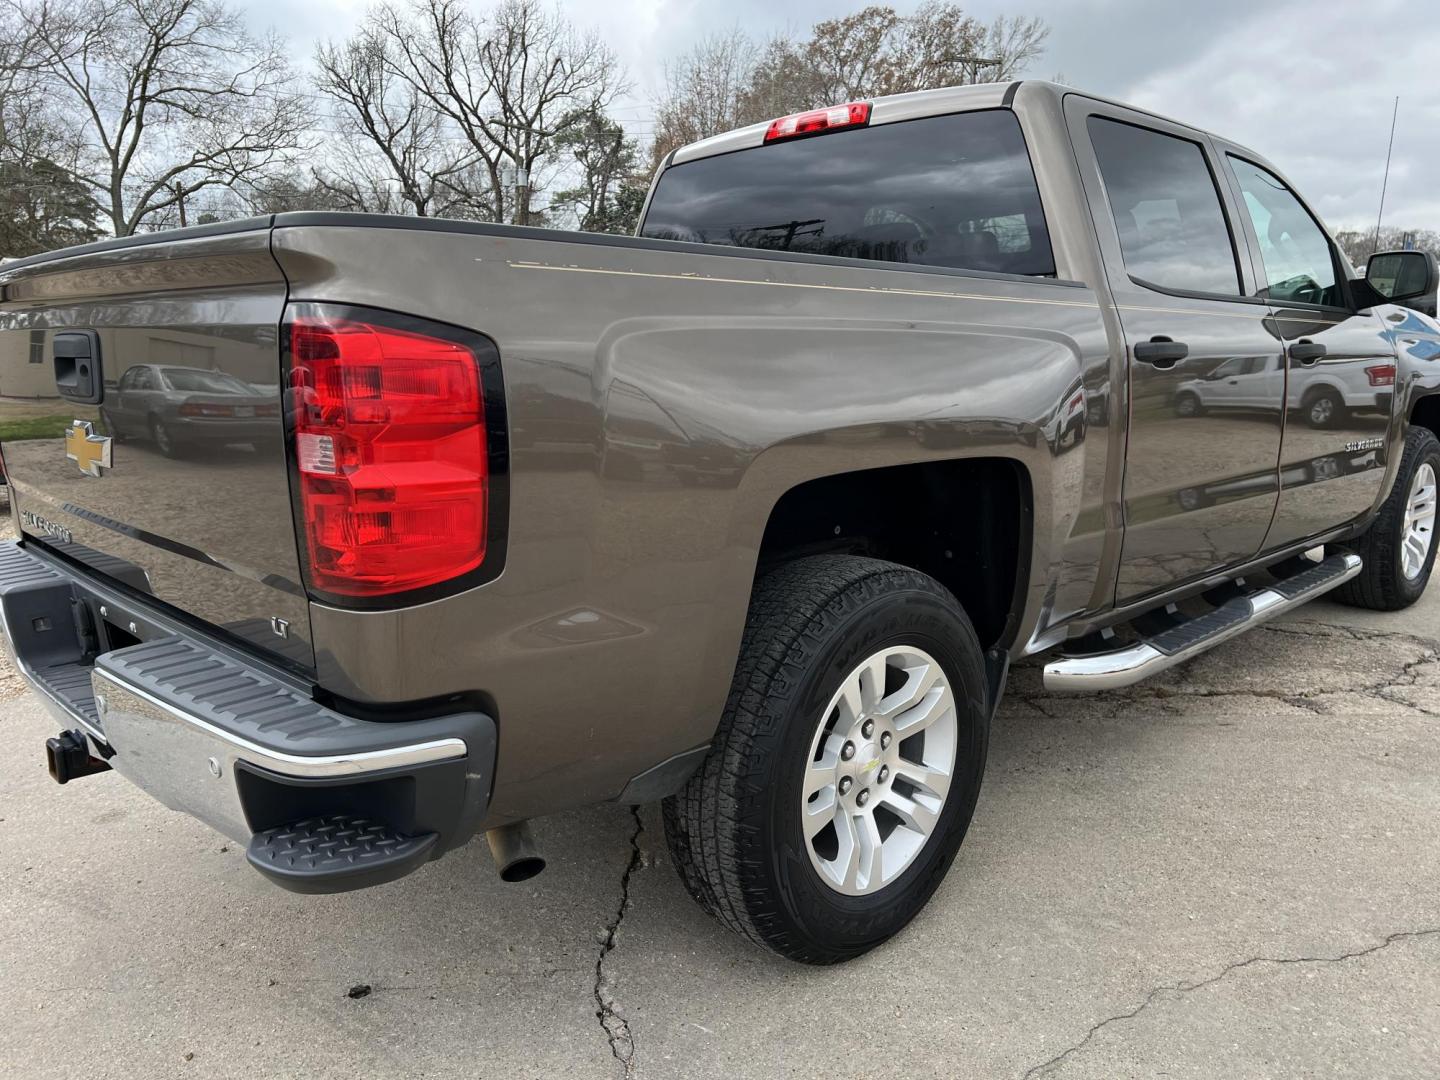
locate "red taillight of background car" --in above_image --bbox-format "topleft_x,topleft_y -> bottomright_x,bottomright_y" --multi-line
764,102 -> 871,143
287,305 -> 490,598
1366,363 -> 1396,387
178,402 -> 236,417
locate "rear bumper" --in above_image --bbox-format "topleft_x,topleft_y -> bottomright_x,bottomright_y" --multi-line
0,539 -> 495,892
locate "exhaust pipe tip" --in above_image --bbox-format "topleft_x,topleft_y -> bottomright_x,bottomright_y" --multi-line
486,820 -> 546,882
499,854 -> 547,883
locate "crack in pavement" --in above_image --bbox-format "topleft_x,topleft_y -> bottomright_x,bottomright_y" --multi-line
1010,621 -> 1440,722
1019,927 -> 1440,1079
594,806 -> 645,1077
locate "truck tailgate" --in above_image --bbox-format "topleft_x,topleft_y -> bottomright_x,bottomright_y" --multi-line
0,224 -> 312,669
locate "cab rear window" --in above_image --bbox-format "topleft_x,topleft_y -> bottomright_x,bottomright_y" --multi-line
641,109 -> 1056,278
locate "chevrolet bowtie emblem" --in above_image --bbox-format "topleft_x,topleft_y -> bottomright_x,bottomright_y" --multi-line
65,420 -> 113,477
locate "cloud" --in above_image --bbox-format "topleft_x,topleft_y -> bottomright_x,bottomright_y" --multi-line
1103,0 -> 1437,230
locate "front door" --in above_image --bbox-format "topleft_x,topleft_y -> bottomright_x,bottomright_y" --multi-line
1221,153 -> 1399,549
1070,102 -> 1285,603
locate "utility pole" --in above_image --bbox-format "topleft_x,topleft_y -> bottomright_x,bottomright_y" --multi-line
490,117 -> 555,228
172,181 -> 187,228
488,115 -> 629,228
938,54 -> 1000,84
513,166 -> 530,227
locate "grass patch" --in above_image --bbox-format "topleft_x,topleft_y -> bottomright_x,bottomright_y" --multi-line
0,413 -> 84,442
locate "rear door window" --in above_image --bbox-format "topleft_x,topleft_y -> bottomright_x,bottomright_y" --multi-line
641,110 -> 1056,278
1087,117 -> 1242,297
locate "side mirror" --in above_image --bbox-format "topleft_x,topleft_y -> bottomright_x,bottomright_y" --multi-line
1363,249 -> 1438,316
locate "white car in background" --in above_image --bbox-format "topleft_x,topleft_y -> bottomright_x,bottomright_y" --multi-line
1175,351 -> 1395,428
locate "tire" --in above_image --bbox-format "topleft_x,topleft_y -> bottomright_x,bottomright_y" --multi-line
1335,426 -> 1440,611
1302,387 -> 1345,429
1175,391 -> 1203,418
98,408 -> 127,442
149,416 -> 178,458
663,555 -> 989,964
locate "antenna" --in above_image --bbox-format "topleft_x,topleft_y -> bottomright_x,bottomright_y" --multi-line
1372,96 -> 1399,257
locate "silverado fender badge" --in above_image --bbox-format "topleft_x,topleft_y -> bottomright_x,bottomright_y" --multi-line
1345,437 -> 1385,453
65,419 -> 112,477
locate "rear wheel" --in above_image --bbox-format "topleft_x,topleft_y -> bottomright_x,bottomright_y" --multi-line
1175,390 -> 1203,418
1335,426 -> 1440,610
1303,387 -> 1345,429
663,555 -> 989,964
149,416 -> 178,457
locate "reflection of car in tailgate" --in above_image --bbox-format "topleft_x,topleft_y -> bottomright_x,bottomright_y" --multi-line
0,241 -> 307,667
101,364 -> 278,455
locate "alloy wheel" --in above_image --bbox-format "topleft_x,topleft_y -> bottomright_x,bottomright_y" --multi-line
800,646 -> 957,896
1402,461 -> 1436,580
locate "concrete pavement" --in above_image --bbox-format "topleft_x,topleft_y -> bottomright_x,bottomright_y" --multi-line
2,587 -> 1438,1079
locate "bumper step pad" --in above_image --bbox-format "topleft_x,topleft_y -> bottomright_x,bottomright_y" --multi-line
247,814 -> 438,894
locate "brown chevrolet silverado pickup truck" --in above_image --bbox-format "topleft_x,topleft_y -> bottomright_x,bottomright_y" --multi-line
3,82 -> 1439,963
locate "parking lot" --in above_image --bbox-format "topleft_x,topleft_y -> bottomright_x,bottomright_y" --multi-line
2,562 -> 1438,1079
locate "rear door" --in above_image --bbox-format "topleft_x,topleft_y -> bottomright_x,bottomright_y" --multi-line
0,226 -> 312,669
1219,151 -> 1399,549
1067,99 -> 1285,603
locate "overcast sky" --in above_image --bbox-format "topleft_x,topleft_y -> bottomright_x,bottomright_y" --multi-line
245,0 -> 1436,232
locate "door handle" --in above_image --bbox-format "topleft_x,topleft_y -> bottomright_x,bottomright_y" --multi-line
1133,337 -> 1190,368
53,330 -> 104,404
1288,340 -> 1327,365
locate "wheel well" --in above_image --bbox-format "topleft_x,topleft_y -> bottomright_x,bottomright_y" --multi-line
1411,393 -> 1440,442
754,458 -> 1031,650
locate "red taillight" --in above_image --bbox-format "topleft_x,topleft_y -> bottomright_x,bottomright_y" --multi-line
179,402 -> 236,417
764,101 -> 870,143
288,308 -> 488,598
1366,363 -> 1396,387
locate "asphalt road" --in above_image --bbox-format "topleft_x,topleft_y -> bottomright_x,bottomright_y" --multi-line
2,580 -> 1438,1079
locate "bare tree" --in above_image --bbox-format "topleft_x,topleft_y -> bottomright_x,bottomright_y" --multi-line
649,29 -> 758,170
315,26 -> 485,218
651,5 -> 1050,167
1335,226 -> 1440,266
1,6 -> 104,255
11,0 -> 309,236
977,15 -> 1050,82
0,6 -> 49,162
368,0 -> 625,226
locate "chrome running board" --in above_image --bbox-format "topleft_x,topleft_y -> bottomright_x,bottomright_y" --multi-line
1043,552 -> 1362,692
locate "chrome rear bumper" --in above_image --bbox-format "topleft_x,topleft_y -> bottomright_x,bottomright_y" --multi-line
0,538 -> 495,890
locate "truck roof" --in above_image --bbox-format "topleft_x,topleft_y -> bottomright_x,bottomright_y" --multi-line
668,80 -> 1240,167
